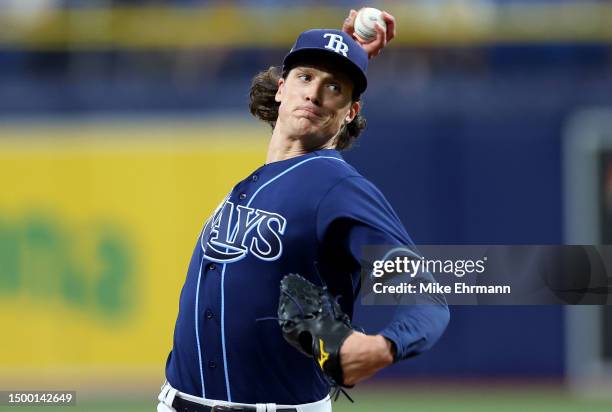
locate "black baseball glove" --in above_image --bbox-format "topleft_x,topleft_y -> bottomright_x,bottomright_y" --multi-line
277,273 -> 354,387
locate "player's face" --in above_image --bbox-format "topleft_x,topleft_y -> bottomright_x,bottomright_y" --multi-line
275,64 -> 360,147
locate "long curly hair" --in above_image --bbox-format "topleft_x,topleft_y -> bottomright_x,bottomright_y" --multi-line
249,65 -> 367,151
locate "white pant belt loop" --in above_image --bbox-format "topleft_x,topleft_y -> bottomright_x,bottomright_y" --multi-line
157,383 -> 170,403
165,388 -> 178,407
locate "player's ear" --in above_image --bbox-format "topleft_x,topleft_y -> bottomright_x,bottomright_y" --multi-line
275,78 -> 285,103
345,101 -> 360,123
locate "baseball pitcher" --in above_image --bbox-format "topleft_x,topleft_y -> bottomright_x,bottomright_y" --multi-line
158,9 -> 449,412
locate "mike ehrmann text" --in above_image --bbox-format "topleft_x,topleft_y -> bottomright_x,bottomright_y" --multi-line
372,282 -> 511,295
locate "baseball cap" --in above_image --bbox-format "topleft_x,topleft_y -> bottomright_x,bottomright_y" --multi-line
283,29 -> 368,97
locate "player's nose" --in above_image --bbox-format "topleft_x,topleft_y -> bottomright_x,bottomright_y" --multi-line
304,80 -> 323,106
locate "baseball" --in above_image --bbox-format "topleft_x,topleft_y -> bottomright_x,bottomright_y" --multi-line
354,7 -> 386,42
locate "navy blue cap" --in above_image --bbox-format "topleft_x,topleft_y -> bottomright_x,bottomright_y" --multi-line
283,29 -> 368,96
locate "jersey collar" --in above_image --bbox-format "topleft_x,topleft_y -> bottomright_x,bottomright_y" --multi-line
258,149 -> 344,174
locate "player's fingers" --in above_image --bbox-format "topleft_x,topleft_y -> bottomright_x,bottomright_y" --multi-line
364,23 -> 386,58
375,23 -> 387,47
381,11 -> 396,42
342,9 -> 357,36
361,31 -> 384,58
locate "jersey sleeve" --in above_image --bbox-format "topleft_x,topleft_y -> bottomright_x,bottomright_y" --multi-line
315,176 -> 450,362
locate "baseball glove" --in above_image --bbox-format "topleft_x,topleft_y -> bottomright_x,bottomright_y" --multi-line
277,273 -> 354,387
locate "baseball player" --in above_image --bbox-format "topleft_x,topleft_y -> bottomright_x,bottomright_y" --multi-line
158,10 -> 449,412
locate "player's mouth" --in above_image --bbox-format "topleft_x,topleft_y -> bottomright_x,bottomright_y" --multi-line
295,105 -> 325,119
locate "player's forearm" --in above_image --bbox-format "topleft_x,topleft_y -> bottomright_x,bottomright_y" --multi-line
375,251 -> 450,361
380,303 -> 450,361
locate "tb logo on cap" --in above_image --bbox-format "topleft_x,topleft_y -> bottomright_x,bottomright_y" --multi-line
323,33 -> 349,57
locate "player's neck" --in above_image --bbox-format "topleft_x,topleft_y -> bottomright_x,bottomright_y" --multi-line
266,126 -> 336,164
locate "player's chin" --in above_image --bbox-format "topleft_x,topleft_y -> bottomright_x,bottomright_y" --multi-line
293,118 -> 322,133
296,114 -> 338,129
293,117 -> 340,140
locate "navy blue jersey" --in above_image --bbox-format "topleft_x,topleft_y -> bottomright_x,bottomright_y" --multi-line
165,149 -> 449,404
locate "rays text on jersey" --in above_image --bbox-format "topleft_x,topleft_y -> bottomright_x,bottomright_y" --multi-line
201,201 -> 287,263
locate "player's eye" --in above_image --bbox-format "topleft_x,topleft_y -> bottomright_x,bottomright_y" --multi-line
297,73 -> 311,82
327,83 -> 341,93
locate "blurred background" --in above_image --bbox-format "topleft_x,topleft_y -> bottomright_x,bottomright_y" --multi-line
1,0 -> 612,411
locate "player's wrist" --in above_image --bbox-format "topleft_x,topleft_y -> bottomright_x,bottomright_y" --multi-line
374,335 -> 395,366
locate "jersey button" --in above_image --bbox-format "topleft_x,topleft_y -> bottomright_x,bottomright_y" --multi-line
208,264 -> 216,271
239,193 -> 247,200
251,174 -> 259,182
208,361 -> 216,369
205,310 -> 213,320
